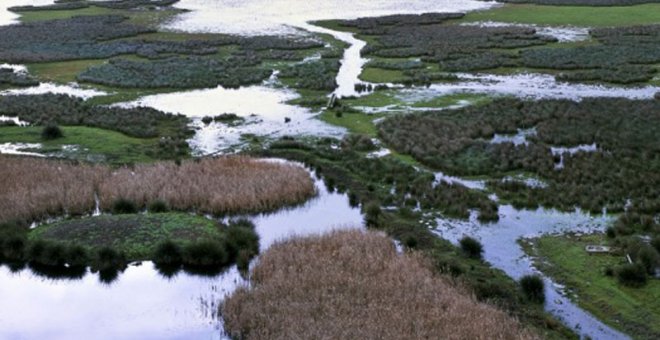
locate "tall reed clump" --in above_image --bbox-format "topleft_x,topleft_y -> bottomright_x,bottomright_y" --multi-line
222,230 -> 539,340
97,157 -> 315,215
0,155 -> 106,224
0,155 -> 315,224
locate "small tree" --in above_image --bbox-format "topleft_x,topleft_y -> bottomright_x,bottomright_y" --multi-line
520,275 -> 545,303
41,124 -> 63,140
459,236 -> 483,259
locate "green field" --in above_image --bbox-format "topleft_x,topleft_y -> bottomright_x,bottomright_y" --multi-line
461,4 -> 660,27
0,125 -> 160,163
526,234 -> 660,339
29,213 -> 222,260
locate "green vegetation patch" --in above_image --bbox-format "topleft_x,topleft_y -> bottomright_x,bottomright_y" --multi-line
462,3 -> 660,27
0,125 -> 160,164
526,234 -> 660,339
379,98 -> 660,215
29,213 -> 221,260
0,94 -> 191,160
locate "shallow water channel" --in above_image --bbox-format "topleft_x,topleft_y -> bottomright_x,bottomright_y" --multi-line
0,1 -> 648,338
0,167 -> 364,339
434,206 -> 630,340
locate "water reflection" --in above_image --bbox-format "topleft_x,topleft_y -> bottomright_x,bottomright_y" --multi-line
119,85 -> 344,154
164,0 -> 494,35
0,164 -> 363,339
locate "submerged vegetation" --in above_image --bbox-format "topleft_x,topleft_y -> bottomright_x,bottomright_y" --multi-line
0,155 -> 315,225
223,230 -> 540,340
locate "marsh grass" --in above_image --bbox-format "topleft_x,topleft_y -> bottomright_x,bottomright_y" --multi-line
222,230 -> 538,340
0,155 -> 315,224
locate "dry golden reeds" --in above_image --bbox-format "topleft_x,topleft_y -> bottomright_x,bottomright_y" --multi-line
222,230 -> 539,340
0,155 -> 315,224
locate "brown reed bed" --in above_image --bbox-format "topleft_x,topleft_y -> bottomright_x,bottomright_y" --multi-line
0,155 -> 315,224
222,230 -> 539,340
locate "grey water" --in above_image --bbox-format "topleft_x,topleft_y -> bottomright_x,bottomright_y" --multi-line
0,167 -> 363,339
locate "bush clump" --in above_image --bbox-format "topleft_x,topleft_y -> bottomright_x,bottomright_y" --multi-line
153,240 -> 183,265
148,200 -> 169,213
225,226 -> 260,261
183,241 -> 229,267
459,236 -> 483,259
615,263 -> 648,287
41,124 -> 64,140
111,198 -> 138,214
520,275 -> 545,303
93,247 -> 126,271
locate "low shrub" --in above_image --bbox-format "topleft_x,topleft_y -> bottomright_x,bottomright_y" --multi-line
364,202 -> 382,228
66,245 -> 89,268
94,247 -> 126,271
459,236 -> 483,259
153,240 -> 183,265
520,275 -> 545,304
616,263 -> 648,287
637,246 -> 660,275
111,198 -> 138,214
147,200 -> 169,213
41,124 -> 63,140
225,226 -> 260,261
183,241 -> 228,267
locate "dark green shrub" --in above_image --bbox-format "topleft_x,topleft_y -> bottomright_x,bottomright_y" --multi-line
616,263 -> 648,287
637,246 -> 660,275
148,200 -> 169,213
520,275 -> 545,303
651,236 -> 660,254
66,245 -> 89,267
604,266 -> 614,277
27,240 -> 48,263
605,226 -> 616,238
229,219 -> 255,230
403,235 -> 418,249
2,236 -> 26,260
94,247 -> 126,271
183,241 -> 228,267
112,198 -> 138,214
201,116 -> 213,125
41,124 -> 63,140
153,240 -> 183,265
459,236 -> 483,259
236,249 -> 252,272
364,202 -> 382,227
225,227 -> 260,260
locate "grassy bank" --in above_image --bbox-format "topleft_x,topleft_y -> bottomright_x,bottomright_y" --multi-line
29,213 -> 221,260
0,156 -> 315,225
223,230 -> 540,340
0,125 -> 160,163
461,4 -> 660,27
525,234 -> 660,339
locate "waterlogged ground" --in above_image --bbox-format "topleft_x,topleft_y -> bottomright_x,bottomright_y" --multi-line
119,83 -> 343,155
0,167 -> 363,339
1,1 -> 657,339
433,206 -> 630,340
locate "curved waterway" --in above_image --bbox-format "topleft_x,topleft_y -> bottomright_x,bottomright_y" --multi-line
0,165 -> 364,339
434,207 -> 630,340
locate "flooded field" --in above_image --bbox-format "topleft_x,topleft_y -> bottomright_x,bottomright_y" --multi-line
0,167 -> 363,339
